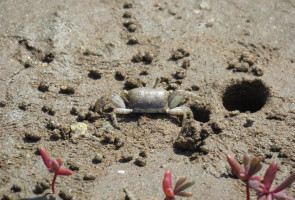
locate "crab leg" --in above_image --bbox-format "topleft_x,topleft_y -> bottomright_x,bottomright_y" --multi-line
111,108 -> 133,128
166,106 -> 193,127
152,77 -> 160,88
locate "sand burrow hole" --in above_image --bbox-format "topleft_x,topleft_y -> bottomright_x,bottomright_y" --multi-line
190,104 -> 211,123
222,79 -> 270,113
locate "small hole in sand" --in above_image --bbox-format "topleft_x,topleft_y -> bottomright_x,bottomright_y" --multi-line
222,79 -> 269,113
190,105 -> 211,123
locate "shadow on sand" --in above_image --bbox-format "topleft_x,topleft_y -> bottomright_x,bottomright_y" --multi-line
19,193 -> 56,200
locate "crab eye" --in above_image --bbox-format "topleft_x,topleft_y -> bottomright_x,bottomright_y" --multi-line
168,93 -> 183,109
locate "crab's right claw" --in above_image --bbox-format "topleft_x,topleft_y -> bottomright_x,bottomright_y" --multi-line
111,94 -> 126,108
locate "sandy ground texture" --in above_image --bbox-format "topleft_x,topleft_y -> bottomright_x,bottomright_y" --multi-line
0,0 -> 295,200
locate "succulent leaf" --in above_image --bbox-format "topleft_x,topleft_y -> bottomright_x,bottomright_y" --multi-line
176,191 -> 193,197
163,170 -> 174,198
174,176 -> 187,193
174,180 -> 195,194
272,171 -> 295,193
243,155 -> 250,172
40,148 -> 52,169
227,155 -> 245,180
263,162 -> 277,191
247,156 -> 262,177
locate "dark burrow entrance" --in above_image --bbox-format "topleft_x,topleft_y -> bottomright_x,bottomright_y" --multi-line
222,79 -> 270,113
190,105 -> 211,123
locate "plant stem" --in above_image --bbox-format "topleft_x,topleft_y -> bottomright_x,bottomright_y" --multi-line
246,182 -> 250,200
52,173 -> 58,194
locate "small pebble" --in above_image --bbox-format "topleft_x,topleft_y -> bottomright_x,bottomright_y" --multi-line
199,2 -> 211,10
190,85 -> 200,91
59,124 -> 71,140
127,36 -> 138,45
42,53 -> 55,63
243,30 -> 250,36
264,153 -> 273,159
134,157 -> 146,167
88,68 -> 102,80
103,133 -> 115,143
59,189 -> 73,200
234,63 -> 249,72
70,107 -> 78,115
278,150 -> 289,158
142,52 -> 153,64
0,101 -> 6,107
93,153 -> 104,164
132,52 -> 142,62
171,48 -> 190,60
159,5 -> 166,10
139,150 -> 148,158
11,184 -> 22,192
139,70 -> 148,76
125,78 -> 140,89
252,65 -> 264,76
83,174 -> 96,181
205,22 -> 214,27
241,52 -> 255,65
77,111 -> 87,121
70,122 -> 88,139
115,137 -> 124,148
121,153 -> 133,162
167,83 -> 178,90
59,86 -> 76,95
168,8 -> 177,15
291,58 -> 295,63
115,70 -> 126,81
1,194 -> 12,200
38,82 -> 49,92
123,11 -> 132,18
123,2 -> 133,8
42,105 -> 56,116
174,70 -> 186,79
34,181 -> 50,194
24,60 -> 33,68
123,19 -> 136,27
51,129 -> 62,139
24,132 -> 41,141
47,119 -> 61,130
210,121 -> 225,134
270,145 -> 282,152
181,58 -> 190,69
18,102 -> 29,111
68,161 -> 79,171
127,24 -> 137,32
273,47 -> 280,51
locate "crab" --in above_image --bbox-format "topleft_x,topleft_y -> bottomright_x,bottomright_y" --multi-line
110,78 -> 193,128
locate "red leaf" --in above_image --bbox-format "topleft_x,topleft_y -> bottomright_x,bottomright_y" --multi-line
227,155 -> 245,180
57,158 -> 62,166
163,170 -> 174,198
273,170 -> 295,193
56,167 -> 73,176
263,162 -> 277,190
49,159 -> 61,170
40,148 -> 52,169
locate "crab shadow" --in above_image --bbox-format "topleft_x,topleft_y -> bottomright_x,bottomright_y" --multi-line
172,148 -> 196,158
116,113 -> 181,127
173,146 -> 208,162
19,193 -> 56,200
